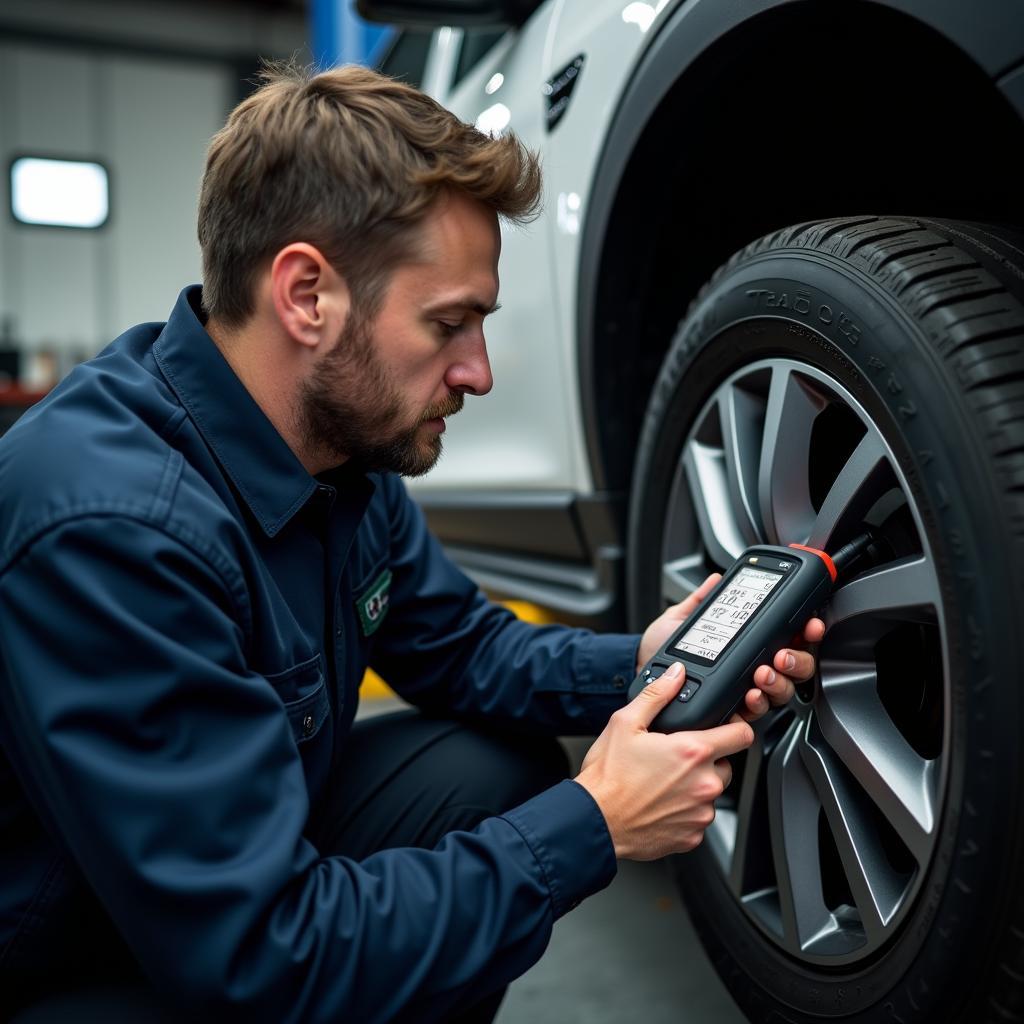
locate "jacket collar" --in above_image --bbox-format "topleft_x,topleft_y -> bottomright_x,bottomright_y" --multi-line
153,286 -> 318,537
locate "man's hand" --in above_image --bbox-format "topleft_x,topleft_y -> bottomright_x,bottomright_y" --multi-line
636,573 -> 826,723
635,573 -> 723,669
576,663 -> 753,860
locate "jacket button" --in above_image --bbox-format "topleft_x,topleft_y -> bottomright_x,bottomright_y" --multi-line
303,714 -> 315,737
612,675 -> 626,689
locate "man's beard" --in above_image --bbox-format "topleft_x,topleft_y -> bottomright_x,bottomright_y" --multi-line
297,315 -> 463,477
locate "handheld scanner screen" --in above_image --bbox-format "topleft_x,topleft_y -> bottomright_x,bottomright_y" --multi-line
672,564 -> 785,662
631,544 -> 835,732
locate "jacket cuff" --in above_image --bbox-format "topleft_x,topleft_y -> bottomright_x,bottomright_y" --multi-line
572,632 -> 640,732
501,779 -> 617,920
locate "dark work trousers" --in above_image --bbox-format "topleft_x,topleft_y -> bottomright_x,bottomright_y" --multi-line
9,709 -> 572,1024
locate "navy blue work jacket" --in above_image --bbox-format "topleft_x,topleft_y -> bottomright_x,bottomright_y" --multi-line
0,287 -> 638,1021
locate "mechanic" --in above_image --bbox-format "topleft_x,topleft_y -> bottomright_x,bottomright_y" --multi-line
0,64 -> 824,1023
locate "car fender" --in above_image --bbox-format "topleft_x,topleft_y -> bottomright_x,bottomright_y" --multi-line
572,0 -> 1024,489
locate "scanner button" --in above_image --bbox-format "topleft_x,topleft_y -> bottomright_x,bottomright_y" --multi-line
678,679 -> 701,703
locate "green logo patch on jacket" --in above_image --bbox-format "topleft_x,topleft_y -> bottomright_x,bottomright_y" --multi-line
356,569 -> 392,636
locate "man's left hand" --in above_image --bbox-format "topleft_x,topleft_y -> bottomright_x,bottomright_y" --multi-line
636,572 -> 826,723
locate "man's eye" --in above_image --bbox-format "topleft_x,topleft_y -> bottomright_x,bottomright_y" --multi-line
438,321 -> 462,337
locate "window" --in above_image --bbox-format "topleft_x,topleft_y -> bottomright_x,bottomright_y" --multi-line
10,157 -> 110,229
377,28 -> 432,89
453,29 -> 505,87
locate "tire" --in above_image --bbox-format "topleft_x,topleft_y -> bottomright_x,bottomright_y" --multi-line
626,217 -> 1024,1022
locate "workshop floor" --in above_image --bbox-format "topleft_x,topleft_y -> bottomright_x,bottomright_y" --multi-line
497,856 -> 746,1024
356,698 -> 747,1024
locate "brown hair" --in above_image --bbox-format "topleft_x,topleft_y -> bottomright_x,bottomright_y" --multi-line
197,62 -> 542,327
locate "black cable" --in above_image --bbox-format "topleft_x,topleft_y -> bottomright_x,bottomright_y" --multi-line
829,530 -> 878,575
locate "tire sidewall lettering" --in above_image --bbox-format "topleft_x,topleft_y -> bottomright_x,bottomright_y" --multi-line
631,254 -> 1016,1020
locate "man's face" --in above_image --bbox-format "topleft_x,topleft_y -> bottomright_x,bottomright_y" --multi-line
298,191 -> 500,476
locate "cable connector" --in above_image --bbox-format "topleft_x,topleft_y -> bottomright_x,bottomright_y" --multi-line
829,530 -> 877,575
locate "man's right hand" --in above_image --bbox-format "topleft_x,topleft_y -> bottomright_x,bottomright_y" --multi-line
574,662 -> 754,861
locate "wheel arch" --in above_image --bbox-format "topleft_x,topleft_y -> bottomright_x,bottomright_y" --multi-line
576,0 -> 1024,499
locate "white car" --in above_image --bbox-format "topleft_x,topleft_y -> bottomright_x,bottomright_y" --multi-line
363,2 -> 1024,1020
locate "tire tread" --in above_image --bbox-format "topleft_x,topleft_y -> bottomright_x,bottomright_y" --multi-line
736,218 -> 1024,556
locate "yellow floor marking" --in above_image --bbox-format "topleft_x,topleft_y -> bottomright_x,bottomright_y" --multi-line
359,600 -> 557,698
359,667 -> 393,699
500,600 -> 557,625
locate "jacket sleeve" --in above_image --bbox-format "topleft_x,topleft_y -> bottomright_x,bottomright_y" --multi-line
0,515 -> 616,1022
372,476 -> 639,734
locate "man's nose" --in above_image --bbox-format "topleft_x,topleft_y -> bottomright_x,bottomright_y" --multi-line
446,337 -> 493,397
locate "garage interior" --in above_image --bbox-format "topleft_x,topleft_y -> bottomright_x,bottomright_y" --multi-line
0,1 -> 744,1020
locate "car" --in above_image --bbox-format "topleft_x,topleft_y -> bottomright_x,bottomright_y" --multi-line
360,1 -> 1024,1020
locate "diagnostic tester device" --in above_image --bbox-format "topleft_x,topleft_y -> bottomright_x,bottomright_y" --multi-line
629,536 -> 873,733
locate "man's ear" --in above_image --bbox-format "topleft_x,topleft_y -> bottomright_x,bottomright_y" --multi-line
269,243 -> 350,351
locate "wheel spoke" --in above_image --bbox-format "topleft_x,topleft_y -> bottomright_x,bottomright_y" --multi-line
800,717 -> 911,941
725,713 -> 790,896
816,661 -> 938,863
765,721 -> 834,953
718,386 -> 765,545
683,440 -> 746,567
826,556 -> 939,628
758,367 -> 823,544
705,807 -> 737,880
725,720 -> 768,896
807,431 -> 892,551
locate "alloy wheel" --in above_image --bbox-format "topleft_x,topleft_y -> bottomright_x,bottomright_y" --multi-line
660,357 -> 949,966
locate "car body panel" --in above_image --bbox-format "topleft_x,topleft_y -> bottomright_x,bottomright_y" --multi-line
575,0 -> 1024,489
407,3 -> 592,495
407,0 -> 1024,503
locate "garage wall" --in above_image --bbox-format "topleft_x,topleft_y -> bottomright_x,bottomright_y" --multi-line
0,44 -> 230,362
0,0 -> 308,374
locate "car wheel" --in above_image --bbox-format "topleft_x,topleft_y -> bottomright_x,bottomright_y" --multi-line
626,217 -> 1024,1022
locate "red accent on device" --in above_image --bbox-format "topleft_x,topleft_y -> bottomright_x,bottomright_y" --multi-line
788,544 -> 838,582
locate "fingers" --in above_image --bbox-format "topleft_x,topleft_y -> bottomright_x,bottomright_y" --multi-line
750,617 -> 827,710
753,648 -> 815,704
713,757 -> 733,790
664,573 -> 722,620
702,718 -> 755,759
625,661 -> 685,729
740,686 -> 770,721
753,662 -> 796,705
803,617 -> 826,643
774,646 -> 817,680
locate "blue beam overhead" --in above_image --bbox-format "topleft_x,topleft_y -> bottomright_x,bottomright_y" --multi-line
311,0 -> 392,68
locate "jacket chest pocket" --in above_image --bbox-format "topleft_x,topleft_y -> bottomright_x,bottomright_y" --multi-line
265,653 -> 330,745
